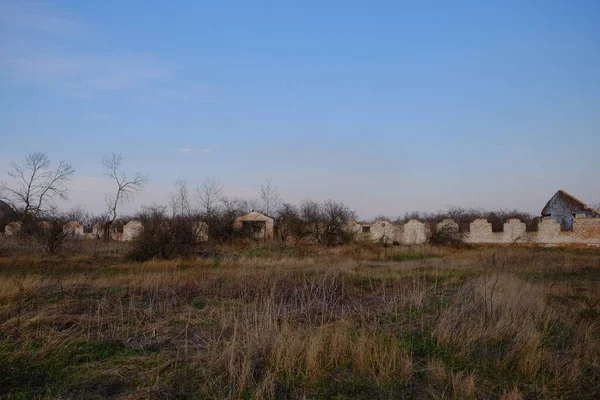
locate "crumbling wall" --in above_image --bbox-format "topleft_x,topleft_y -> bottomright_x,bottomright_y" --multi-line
63,221 -> 84,238
537,218 -> 561,244
502,218 -> 527,243
1,214 -> 599,246
370,219 -> 403,244
463,215 -> 600,246
121,220 -> 143,242
573,214 -> 600,242
403,219 -> 428,244
193,221 -> 209,242
4,221 -> 22,237
348,219 -> 403,244
465,219 -> 494,243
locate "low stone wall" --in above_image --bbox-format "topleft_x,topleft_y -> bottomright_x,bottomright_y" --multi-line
0,220 -> 144,242
2,215 -> 599,246
346,215 -> 600,246
464,216 -> 600,246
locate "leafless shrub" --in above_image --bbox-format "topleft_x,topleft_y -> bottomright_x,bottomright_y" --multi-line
428,223 -> 468,248
277,203 -> 310,243
128,205 -> 199,261
278,199 -> 355,245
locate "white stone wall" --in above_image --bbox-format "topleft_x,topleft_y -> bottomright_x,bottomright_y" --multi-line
403,219 -> 428,244
1,215 -> 599,246
502,219 -> 527,243
370,219 -> 403,244
464,216 -> 600,246
63,221 -> 84,238
4,221 -> 22,236
121,220 -> 143,242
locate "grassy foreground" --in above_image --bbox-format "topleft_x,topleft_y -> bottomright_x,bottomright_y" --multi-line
0,243 -> 599,399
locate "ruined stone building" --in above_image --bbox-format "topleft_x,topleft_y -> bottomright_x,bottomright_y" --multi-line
234,211 -> 276,241
541,190 -> 600,231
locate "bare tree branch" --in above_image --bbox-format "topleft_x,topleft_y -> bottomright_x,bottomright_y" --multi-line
170,179 -> 193,217
259,176 -> 281,216
102,153 -> 148,238
0,151 -> 75,223
196,177 -> 223,215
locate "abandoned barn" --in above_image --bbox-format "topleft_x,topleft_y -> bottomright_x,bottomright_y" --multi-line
541,190 -> 600,231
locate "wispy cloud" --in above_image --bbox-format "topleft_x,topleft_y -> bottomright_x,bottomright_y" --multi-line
0,1 -> 82,36
177,148 -> 211,154
0,2 -> 217,105
1,52 -> 175,95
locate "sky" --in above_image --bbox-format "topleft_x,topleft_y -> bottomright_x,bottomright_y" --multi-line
0,0 -> 599,220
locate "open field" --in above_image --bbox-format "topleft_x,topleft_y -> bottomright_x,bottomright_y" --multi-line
1,243 -> 599,399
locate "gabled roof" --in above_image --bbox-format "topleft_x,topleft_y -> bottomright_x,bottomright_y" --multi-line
541,190 -> 600,216
237,211 -> 275,222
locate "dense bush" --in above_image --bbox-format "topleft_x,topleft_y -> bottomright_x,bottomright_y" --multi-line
427,223 -> 469,248
277,200 -> 355,246
128,206 -> 199,261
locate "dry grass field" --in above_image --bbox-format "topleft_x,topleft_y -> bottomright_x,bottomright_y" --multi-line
0,242 -> 599,399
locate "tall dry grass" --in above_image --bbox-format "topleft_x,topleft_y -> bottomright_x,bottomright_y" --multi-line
0,245 -> 599,398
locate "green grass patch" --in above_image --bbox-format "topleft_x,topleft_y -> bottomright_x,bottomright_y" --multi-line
0,338 -> 148,399
390,253 -> 438,262
524,266 -> 600,282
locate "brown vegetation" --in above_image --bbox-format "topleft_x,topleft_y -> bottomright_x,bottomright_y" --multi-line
0,242 -> 599,399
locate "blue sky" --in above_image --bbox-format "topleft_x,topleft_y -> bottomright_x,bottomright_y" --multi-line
1,0 -> 599,219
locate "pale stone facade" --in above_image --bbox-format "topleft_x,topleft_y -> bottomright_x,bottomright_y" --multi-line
234,211 -> 276,241
63,221 -> 84,238
5,221 -> 22,236
193,220 -> 209,242
370,218 -> 403,244
122,220 -> 143,242
463,215 -> 600,246
403,219 -> 428,244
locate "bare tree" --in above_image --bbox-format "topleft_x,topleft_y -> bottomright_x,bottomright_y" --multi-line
102,153 -> 148,238
0,151 -> 75,225
196,177 -> 223,215
259,176 -> 281,216
320,199 -> 355,245
170,180 -> 193,217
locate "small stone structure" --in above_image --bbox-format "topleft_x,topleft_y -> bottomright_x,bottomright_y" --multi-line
344,213 -> 600,247
193,220 -> 209,242
234,211 -> 276,241
370,218 -> 402,244
122,220 -> 143,242
403,219 -> 428,244
63,221 -> 84,238
346,219 -> 403,244
5,221 -> 22,237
